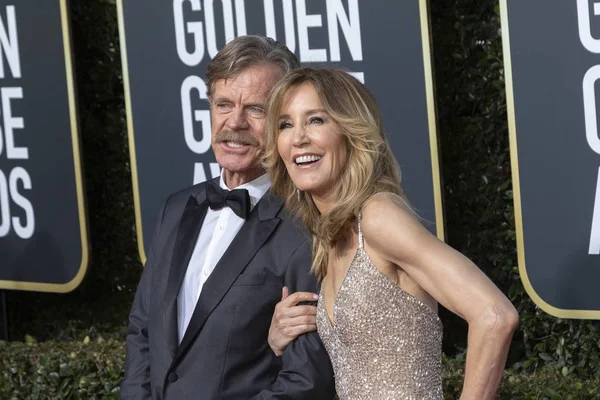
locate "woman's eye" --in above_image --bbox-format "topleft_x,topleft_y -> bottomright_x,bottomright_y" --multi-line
279,121 -> 292,130
309,116 -> 324,125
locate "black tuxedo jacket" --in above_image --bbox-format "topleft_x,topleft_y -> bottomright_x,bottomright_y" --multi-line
121,179 -> 335,399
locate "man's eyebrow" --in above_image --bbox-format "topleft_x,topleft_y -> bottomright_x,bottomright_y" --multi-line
244,102 -> 266,109
212,96 -> 232,103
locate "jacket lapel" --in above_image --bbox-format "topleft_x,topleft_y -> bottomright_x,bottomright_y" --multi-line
162,187 -> 209,357
173,192 -> 284,363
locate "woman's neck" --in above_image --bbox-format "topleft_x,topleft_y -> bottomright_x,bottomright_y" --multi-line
310,188 -> 339,214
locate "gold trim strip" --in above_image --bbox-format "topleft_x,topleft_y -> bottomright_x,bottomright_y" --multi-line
117,0 -> 147,264
420,0 -> 445,241
0,0 -> 90,293
500,0 -> 600,319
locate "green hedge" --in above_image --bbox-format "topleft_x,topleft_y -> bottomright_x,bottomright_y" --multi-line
0,339 -> 124,399
1,341 -> 598,399
442,355 -> 600,399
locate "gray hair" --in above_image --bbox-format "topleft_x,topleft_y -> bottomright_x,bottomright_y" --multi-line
205,35 -> 300,99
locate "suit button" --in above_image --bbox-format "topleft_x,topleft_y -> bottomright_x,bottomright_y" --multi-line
168,372 -> 178,382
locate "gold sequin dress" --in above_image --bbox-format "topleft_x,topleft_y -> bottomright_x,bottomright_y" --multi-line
316,214 -> 443,399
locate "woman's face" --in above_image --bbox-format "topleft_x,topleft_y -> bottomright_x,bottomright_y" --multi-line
277,83 -> 348,202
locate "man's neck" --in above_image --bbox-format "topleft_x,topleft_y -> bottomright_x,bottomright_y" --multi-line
222,168 -> 265,189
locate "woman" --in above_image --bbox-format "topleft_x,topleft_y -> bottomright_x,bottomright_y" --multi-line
263,67 -> 518,399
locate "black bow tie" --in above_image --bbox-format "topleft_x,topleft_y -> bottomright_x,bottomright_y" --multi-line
206,181 -> 251,219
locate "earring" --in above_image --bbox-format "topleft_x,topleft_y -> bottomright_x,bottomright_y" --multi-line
297,188 -> 301,201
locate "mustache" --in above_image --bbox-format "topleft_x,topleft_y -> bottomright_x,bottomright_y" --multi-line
214,130 -> 260,147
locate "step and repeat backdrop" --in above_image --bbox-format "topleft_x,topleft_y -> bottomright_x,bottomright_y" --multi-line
501,0 -> 600,318
117,0 -> 445,263
4,0 -> 597,321
0,1 -> 88,293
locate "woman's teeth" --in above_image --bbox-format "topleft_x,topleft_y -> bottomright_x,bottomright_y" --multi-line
295,155 -> 322,164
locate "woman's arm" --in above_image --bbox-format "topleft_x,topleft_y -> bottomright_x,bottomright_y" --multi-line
361,194 -> 518,399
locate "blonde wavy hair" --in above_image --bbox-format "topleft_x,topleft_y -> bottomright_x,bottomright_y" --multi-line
264,68 -> 409,280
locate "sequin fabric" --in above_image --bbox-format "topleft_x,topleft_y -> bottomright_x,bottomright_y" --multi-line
316,214 -> 443,400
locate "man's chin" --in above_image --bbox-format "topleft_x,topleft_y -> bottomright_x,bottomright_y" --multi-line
217,159 -> 264,175
219,166 -> 266,187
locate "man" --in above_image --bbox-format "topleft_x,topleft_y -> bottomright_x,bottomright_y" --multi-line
121,36 -> 335,399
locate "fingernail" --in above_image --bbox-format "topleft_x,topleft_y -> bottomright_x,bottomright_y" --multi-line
313,294 -> 319,299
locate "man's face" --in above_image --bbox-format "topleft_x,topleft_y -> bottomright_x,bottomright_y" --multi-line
210,65 -> 283,185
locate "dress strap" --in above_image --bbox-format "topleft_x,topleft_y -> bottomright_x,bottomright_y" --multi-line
357,213 -> 364,250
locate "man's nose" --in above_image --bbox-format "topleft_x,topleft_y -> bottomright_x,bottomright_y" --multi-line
226,107 -> 249,130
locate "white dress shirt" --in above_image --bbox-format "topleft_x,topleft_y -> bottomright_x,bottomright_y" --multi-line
177,173 -> 272,342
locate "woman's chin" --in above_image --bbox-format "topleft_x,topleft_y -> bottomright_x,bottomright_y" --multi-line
293,184 -> 314,194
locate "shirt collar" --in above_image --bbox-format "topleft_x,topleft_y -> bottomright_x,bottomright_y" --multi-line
219,172 -> 272,209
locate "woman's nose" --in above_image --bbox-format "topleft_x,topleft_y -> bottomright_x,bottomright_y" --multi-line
291,126 -> 309,147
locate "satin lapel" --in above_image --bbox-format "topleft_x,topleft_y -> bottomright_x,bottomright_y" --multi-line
173,193 -> 284,363
162,194 -> 209,356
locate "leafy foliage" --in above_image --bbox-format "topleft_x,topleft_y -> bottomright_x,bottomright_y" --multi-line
0,339 -> 124,399
1,342 -> 598,400
443,355 -> 600,399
